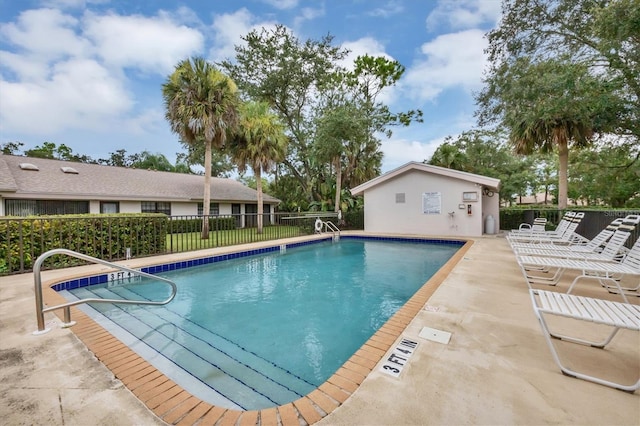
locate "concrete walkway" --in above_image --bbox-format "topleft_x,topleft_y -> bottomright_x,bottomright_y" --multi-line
0,236 -> 638,425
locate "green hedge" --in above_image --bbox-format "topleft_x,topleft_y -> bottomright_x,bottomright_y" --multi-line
342,210 -> 364,230
499,208 -> 567,231
167,217 -> 236,234
0,214 -> 167,274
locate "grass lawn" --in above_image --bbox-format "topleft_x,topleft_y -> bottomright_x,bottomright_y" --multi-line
166,225 -> 308,253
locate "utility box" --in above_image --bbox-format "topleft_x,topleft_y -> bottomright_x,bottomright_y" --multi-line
484,214 -> 495,235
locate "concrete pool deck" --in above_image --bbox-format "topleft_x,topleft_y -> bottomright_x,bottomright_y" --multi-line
0,234 -> 638,425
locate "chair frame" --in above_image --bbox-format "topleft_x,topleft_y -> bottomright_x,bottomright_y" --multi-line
530,289 -> 639,392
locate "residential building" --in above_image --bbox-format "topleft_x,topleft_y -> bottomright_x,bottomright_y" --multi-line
351,162 -> 501,237
0,155 -> 280,225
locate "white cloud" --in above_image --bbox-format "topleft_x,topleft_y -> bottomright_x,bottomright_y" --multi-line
0,58 -> 132,134
208,8 -> 260,63
41,0 -> 108,10
0,8 -> 90,62
0,51 -> 50,81
122,107 -> 165,135
340,37 -> 399,105
84,12 -> 204,74
340,37 -> 390,66
208,9 -> 282,64
0,7 -> 205,137
403,29 -> 487,102
381,137 -> 445,172
293,6 -> 325,29
367,1 -> 404,18
261,0 -> 298,10
426,0 -> 502,32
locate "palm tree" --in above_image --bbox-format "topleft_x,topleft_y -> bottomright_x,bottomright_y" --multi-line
510,120 -> 592,209
500,57 -> 620,209
230,101 -> 288,234
427,142 -> 466,170
315,102 -> 368,213
162,57 -> 240,239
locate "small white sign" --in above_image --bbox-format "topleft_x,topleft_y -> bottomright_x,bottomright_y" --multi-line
380,338 -> 419,378
422,192 -> 442,215
419,327 -> 452,345
107,271 -> 142,288
108,270 -> 137,281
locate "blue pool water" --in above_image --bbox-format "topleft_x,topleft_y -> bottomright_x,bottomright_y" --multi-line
63,237 -> 461,410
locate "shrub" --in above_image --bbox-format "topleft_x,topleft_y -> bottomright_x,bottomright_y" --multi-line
0,214 -> 167,274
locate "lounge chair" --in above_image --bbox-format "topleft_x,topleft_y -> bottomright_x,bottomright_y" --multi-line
518,236 -> 640,302
510,218 -> 624,252
529,289 -> 639,392
509,212 -> 573,238
513,216 -> 638,262
508,212 -> 586,245
514,217 -> 548,233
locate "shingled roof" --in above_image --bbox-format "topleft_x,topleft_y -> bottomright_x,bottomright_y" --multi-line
351,161 -> 501,196
0,155 -> 280,204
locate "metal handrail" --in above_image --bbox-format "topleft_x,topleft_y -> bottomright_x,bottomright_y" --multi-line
314,218 -> 340,239
33,248 -> 177,334
324,221 -> 340,235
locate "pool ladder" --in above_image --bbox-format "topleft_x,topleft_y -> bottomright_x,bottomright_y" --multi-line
33,248 -> 177,335
315,218 -> 341,241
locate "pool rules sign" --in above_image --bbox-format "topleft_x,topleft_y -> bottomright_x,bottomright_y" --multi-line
380,338 -> 418,378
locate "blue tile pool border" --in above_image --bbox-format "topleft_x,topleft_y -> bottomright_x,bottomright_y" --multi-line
51,235 -> 466,292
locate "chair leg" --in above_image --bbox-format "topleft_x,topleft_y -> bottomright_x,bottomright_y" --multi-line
536,313 -> 639,392
521,264 -> 563,286
567,274 -> 630,303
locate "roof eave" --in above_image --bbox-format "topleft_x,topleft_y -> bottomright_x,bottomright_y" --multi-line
351,161 -> 501,196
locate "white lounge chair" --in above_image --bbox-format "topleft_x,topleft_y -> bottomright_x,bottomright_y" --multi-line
530,289 -> 639,392
513,216 -> 548,233
518,237 -> 640,302
513,216 -> 638,262
508,212 -> 574,238
508,212 -> 586,245
510,218 -> 624,252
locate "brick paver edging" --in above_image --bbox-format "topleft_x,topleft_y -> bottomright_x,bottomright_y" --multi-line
42,239 -> 473,425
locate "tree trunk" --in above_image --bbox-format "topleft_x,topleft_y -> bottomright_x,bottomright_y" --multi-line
557,139 -> 569,209
256,167 -> 264,234
201,139 -> 212,239
334,156 -> 342,213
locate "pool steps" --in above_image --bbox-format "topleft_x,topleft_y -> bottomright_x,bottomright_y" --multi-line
69,285 -> 315,409
45,235 -> 469,425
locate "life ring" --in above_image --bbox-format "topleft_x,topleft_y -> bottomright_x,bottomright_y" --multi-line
314,218 -> 323,232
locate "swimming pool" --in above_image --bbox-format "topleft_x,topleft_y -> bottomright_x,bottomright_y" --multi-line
57,236 -> 462,411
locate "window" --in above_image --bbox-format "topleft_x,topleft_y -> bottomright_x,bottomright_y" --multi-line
5,199 -> 89,216
395,193 -> 406,203
100,202 -> 119,214
141,201 -> 171,215
197,202 -> 219,216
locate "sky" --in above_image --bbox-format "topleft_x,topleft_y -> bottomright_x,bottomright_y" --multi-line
0,0 -> 502,174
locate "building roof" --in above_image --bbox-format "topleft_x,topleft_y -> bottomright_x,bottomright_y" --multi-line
350,161 -> 501,196
516,193 -> 555,205
0,155 -> 280,204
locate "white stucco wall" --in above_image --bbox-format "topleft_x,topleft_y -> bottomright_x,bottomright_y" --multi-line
363,170 -> 497,237
219,204 -> 233,215
119,201 -> 140,213
171,202 -> 196,216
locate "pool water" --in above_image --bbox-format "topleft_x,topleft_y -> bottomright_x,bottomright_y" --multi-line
65,238 -> 460,410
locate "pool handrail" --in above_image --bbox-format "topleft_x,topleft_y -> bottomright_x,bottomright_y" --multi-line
33,248 -> 177,334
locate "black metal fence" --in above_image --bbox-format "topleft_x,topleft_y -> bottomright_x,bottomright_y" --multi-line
501,209 -> 640,249
4,208 -> 636,275
0,211 -> 362,275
